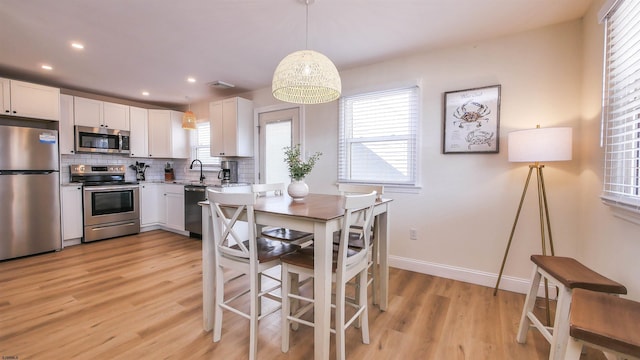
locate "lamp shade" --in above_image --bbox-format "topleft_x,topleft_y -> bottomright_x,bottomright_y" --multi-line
182,110 -> 197,130
272,49 -> 341,104
508,127 -> 572,162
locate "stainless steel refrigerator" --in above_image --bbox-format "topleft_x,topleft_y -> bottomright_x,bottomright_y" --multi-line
0,124 -> 61,261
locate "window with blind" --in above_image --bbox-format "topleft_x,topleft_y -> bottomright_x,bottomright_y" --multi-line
601,0 -> 640,212
338,86 -> 419,186
193,122 -> 221,168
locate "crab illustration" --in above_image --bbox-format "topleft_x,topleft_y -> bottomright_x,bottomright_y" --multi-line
465,130 -> 494,150
453,101 -> 491,128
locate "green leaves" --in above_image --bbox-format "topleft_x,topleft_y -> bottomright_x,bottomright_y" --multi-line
283,144 -> 322,181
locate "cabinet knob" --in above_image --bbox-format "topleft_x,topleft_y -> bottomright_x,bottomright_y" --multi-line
4,110 -> 9,113
12,111 -> 16,114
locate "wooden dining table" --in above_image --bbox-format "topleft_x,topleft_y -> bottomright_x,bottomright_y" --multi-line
199,192 -> 392,360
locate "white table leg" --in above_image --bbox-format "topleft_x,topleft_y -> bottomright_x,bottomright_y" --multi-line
314,222 -> 332,360
201,204 -> 214,331
378,206 -> 389,311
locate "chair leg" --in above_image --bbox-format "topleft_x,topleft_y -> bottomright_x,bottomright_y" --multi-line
563,338 -> 583,360
290,272 -> 300,331
213,264 -> 224,342
336,276 -> 347,360
281,263 -> 291,353
517,265 -> 542,343
550,286 -> 572,360
249,270 -> 259,360
359,269 -> 370,345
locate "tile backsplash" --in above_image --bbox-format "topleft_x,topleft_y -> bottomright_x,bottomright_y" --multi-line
60,154 -> 255,184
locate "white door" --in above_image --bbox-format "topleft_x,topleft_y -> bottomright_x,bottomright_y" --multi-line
258,107 -> 301,185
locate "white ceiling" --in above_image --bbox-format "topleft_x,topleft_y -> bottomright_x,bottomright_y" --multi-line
0,0 -> 592,108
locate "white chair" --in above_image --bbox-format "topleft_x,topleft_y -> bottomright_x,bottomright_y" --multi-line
337,183 -> 384,305
280,191 -> 377,360
251,183 -> 314,247
207,189 -> 299,360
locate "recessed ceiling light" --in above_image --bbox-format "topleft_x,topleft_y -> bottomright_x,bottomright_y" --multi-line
187,77 -> 196,83
71,42 -> 84,50
142,91 -> 150,96
41,64 -> 53,70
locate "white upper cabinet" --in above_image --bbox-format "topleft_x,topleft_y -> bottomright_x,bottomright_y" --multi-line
210,97 -> 253,157
129,106 -> 148,158
0,78 -> 60,121
59,94 -> 76,155
73,96 -> 129,130
147,109 -> 188,159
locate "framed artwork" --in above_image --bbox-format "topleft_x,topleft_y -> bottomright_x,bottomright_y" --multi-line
443,84 -> 501,154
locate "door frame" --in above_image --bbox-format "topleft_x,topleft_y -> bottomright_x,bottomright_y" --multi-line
253,103 -> 305,184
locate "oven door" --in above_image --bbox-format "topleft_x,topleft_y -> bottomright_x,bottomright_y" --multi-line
83,185 -> 140,226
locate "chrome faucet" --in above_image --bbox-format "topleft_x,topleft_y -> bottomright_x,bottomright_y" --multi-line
189,159 -> 205,183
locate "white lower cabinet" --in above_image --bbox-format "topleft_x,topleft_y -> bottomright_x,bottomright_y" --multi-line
61,185 -> 83,243
163,184 -> 185,232
139,183 -> 188,234
140,183 -> 162,226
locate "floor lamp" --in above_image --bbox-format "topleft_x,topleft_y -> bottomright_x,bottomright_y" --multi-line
493,126 -> 572,322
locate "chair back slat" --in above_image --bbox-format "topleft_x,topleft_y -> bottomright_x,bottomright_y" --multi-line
208,190 -> 257,261
251,183 -> 285,197
337,183 -> 384,200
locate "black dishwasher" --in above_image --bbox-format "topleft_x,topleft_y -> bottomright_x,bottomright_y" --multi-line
184,185 -> 207,238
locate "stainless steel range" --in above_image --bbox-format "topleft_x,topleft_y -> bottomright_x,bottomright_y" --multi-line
71,164 -> 140,242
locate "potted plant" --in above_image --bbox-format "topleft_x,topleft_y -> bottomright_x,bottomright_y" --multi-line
283,144 -> 322,200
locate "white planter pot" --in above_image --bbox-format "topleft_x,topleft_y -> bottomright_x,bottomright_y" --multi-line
287,180 -> 309,201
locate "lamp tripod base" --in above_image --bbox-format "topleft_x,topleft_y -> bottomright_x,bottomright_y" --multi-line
493,164 -> 555,324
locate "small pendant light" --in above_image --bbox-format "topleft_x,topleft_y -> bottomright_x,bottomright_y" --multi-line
182,97 -> 197,130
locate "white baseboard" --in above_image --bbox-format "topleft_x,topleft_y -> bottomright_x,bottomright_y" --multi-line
389,255 -> 552,297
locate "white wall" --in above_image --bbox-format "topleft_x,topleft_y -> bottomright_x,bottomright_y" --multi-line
199,12 -> 640,298
579,0 -> 640,300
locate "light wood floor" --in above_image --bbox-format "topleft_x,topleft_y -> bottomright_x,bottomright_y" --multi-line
0,230 -> 605,359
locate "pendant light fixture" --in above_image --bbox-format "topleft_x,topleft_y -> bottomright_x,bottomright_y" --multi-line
272,0 -> 341,104
182,97 -> 197,130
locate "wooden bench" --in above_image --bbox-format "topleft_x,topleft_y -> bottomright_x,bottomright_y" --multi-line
565,288 -> 640,360
516,255 -> 627,359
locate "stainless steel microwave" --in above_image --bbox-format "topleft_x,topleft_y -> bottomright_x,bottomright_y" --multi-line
75,126 -> 130,154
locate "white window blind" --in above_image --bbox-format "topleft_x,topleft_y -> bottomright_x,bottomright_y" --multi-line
338,86 -> 419,186
193,122 -> 221,168
601,0 -> 640,210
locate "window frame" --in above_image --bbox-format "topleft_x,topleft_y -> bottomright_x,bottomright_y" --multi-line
191,121 -> 221,171
338,84 -> 421,191
599,0 -> 640,222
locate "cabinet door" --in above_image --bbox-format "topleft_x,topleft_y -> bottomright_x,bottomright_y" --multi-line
221,98 -> 238,155
0,78 -> 10,115
148,109 -> 171,158
210,100 -> 225,156
61,185 -> 83,241
129,106 -> 148,158
9,80 -> 60,121
140,183 -> 161,226
209,97 -> 253,157
59,94 -> 76,155
163,185 -> 185,231
170,110 -> 188,159
74,97 -> 103,127
103,102 -> 129,130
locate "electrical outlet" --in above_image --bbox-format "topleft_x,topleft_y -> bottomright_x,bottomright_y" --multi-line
409,228 -> 417,240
